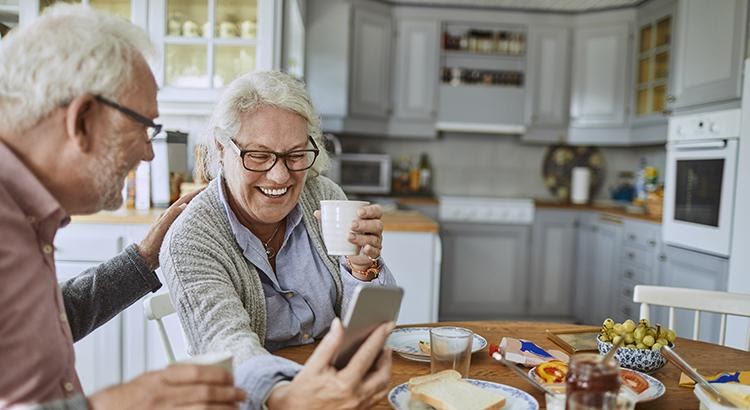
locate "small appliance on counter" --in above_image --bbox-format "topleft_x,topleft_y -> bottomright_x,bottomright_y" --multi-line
338,153 -> 392,195
151,130 -> 188,207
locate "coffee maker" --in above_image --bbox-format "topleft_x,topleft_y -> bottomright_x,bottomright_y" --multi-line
151,130 -> 188,207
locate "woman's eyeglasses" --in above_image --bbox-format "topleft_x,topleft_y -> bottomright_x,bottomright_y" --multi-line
227,136 -> 320,172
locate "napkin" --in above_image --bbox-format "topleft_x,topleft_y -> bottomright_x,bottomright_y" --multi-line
499,337 -> 569,367
679,370 -> 750,387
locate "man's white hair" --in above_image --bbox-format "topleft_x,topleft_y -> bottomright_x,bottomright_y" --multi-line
205,70 -> 329,180
0,4 -> 154,133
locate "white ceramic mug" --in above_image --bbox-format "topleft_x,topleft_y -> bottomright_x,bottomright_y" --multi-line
179,351 -> 233,374
320,200 -> 369,256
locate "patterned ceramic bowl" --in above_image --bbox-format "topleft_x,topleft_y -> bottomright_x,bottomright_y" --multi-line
596,338 -> 670,373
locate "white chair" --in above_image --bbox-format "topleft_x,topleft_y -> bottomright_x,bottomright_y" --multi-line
633,285 -> 750,349
143,292 -> 178,364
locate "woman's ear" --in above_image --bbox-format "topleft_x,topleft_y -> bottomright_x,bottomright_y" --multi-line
65,94 -> 97,153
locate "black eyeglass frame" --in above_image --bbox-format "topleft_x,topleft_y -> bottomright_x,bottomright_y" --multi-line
227,136 -> 320,172
95,95 -> 163,141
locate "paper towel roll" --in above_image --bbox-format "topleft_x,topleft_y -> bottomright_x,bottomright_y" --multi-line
571,167 -> 591,204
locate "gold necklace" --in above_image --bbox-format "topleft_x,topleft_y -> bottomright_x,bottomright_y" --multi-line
262,221 -> 283,258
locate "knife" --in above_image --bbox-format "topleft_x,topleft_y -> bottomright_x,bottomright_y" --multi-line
661,345 -> 738,408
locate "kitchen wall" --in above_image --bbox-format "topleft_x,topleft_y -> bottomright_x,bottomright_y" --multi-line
340,133 -> 666,199
159,113 -> 666,200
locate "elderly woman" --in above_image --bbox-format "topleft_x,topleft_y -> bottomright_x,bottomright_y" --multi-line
160,70 -> 396,409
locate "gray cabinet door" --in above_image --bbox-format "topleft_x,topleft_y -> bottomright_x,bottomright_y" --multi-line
349,6 -> 393,119
658,245 -> 729,344
574,213 -> 596,324
440,223 -> 530,320
588,219 -> 624,325
570,23 -> 631,128
392,18 -> 439,121
671,0 -> 747,110
529,210 -> 577,317
523,25 -> 571,143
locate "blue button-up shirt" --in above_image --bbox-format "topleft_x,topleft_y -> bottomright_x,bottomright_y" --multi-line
217,176 -> 396,408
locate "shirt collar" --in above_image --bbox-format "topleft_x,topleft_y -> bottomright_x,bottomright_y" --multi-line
0,142 -> 70,227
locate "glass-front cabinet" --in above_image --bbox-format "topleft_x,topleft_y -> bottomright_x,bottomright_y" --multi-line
634,9 -> 672,119
19,0 -> 146,27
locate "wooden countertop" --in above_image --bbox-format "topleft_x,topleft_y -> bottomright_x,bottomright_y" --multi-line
535,200 -> 662,224
71,208 -> 439,233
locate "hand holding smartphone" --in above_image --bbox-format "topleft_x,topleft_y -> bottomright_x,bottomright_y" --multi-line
332,286 -> 403,370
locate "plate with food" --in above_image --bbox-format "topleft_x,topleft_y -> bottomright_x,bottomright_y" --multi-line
389,369 -> 539,410
386,327 -> 488,362
528,363 -> 665,402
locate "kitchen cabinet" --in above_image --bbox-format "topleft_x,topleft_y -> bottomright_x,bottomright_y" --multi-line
306,0 -> 393,135
658,245 -> 729,344
670,0 -> 747,111
615,219 -> 662,322
629,0 -> 675,144
389,17 -> 440,138
381,231 -> 441,324
18,0 -> 147,27
579,215 -> 624,325
522,25 -> 571,143
574,212 -> 596,324
569,21 -> 632,135
529,210 -> 577,317
439,222 -> 530,320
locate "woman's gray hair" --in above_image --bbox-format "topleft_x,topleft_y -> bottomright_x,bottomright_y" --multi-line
0,4 -> 154,133
204,70 -> 329,180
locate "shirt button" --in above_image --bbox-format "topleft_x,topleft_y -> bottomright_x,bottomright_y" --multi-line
285,292 -> 294,299
60,312 -> 67,323
42,244 -> 53,254
303,333 -> 310,340
64,382 -> 75,392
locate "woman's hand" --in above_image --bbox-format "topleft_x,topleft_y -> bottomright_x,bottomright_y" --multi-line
345,204 -> 384,273
266,318 -> 393,410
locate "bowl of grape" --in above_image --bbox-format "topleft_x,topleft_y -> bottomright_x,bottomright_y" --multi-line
597,318 -> 676,373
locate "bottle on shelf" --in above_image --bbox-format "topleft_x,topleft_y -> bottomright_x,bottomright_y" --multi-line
633,157 -> 648,206
418,153 -> 433,194
408,156 -> 420,193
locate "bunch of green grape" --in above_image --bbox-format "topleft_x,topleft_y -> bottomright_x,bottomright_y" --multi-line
598,318 -> 677,351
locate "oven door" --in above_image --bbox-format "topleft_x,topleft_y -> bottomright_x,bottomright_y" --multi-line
663,139 -> 738,257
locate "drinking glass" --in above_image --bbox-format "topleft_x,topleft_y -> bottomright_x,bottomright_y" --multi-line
566,391 -> 636,410
429,326 -> 473,377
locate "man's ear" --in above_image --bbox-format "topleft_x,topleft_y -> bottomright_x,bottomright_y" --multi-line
65,94 -> 97,153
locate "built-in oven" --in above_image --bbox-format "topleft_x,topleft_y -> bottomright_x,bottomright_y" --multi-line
664,109 -> 741,257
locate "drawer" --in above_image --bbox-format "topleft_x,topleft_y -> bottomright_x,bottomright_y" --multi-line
620,263 -> 649,284
623,224 -> 660,250
622,246 -> 654,269
55,228 -> 124,262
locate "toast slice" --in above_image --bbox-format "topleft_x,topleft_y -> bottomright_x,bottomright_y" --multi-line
408,370 -> 506,410
407,369 -> 462,390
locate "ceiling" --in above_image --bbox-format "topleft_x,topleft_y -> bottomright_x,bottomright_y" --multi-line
385,0 -> 645,12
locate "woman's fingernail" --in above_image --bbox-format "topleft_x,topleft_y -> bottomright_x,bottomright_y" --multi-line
351,222 -> 359,229
348,233 -> 356,240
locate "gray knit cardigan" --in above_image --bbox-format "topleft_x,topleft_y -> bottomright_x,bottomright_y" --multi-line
160,175 -> 345,362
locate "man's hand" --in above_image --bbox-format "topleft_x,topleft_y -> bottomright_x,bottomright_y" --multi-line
137,188 -> 204,269
88,363 -> 246,409
267,318 -> 393,409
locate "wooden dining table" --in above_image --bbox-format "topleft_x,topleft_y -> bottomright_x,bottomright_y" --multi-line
276,321 -> 750,409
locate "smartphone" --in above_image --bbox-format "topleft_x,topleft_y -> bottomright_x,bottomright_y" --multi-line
332,286 -> 403,370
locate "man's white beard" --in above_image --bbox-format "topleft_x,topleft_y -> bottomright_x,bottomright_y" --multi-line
87,136 -> 132,211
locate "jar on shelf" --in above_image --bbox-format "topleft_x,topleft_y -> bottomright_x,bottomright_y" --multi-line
497,31 -> 509,54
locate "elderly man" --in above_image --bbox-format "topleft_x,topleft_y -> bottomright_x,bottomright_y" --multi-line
0,5 -> 392,410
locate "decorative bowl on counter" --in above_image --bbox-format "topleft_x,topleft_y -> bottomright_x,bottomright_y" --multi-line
596,338 -> 669,373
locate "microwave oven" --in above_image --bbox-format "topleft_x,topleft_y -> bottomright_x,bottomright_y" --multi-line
337,153 -> 392,194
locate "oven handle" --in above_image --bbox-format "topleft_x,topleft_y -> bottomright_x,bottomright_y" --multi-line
668,140 -> 727,151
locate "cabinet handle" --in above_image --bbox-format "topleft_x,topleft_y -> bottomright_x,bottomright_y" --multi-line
661,109 -> 673,116
628,252 -> 635,259
659,253 -> 667,262
628,234 -> 636,241
623,307 -> 632,316
648,239 -> 657,247
573,220 -> 581,228
623,289 -> 632,297
667,95 -> 676,103
625,270 -> 634,279
591,226 -> 599,233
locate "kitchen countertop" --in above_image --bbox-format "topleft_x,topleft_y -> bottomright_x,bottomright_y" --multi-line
71,208 -> 440,233
535,199 -> 662,223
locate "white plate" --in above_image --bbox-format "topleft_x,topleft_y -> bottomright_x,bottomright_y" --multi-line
527,367 -> 665,403
388,378 -> 539,410
386,327 -> 488,362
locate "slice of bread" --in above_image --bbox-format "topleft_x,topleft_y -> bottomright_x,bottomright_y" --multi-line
408,371 -> 506,410
408,369 -> 462,390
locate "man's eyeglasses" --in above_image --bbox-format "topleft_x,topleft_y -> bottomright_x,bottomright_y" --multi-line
227,136 -> 320,172
95,95 -> 163,142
